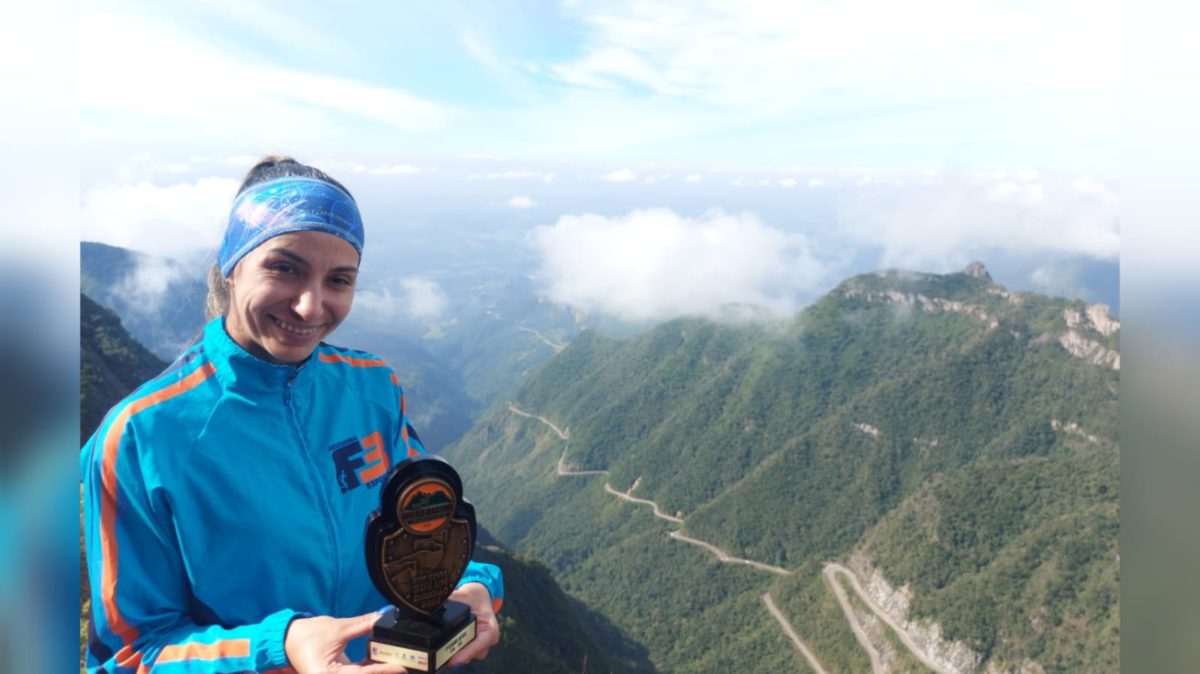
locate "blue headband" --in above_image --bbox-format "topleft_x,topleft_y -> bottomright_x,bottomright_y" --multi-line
218,176 -> 365,277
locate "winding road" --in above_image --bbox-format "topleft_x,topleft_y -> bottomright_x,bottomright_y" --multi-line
510,402 -> 965,674
824,564 -> 961,674
763,593 -> 832,674
509,404 -> 828,672
518,327 -> 567,353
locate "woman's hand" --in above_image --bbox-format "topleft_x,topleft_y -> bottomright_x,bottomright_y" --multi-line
285,611 -> 409,674
444,582 -> 501,668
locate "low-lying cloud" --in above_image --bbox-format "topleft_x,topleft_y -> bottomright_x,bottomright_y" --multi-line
81,177 -> 237,260
837,172 -> 1119,271
353,277 -> 449,325
531,208 -> 823,321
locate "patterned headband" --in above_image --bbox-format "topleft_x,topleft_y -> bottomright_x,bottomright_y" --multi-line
218,176 -> 364,276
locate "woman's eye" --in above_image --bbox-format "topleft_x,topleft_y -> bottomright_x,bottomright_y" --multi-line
271,263 -> 297,274
331,276 -> 354,287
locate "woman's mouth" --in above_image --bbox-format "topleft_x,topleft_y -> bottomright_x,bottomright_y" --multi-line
271,316 -> 321,337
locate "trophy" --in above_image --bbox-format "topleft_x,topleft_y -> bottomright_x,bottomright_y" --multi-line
364,456 -> 477,672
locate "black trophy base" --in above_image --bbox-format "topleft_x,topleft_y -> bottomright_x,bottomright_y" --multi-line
368,600 -> 476,673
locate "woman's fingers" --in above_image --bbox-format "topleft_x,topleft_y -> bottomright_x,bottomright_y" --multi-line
340,610 -> 384,640
445,611 -> 499,668
348,663 -> 408,674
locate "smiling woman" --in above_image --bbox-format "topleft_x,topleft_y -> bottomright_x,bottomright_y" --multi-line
80,156 -> 503,674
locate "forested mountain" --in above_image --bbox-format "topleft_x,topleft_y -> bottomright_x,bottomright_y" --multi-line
80,293 -> 168,443
445,263 -> 1119,673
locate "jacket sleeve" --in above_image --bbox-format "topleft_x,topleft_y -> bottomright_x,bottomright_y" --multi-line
394,386 -> 505,613
81,423 -> 301,674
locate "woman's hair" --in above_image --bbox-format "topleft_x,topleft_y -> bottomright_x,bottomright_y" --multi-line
204,155 -> 353,320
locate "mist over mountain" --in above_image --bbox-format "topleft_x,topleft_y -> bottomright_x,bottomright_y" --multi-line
445,263 -> 1118,673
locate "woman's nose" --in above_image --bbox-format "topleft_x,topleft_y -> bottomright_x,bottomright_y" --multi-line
293,284 -> 323,321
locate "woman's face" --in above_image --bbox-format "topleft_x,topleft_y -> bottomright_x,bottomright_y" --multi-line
225,230 -> 359,364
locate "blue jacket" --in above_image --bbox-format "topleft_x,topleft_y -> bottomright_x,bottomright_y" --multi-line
81,318 -> 503,673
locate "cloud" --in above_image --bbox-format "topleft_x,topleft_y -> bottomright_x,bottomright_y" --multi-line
551,0 -> 1119,110
779,178 -> 796,188
531,208 -> 823,321
508,195 -> 537,209
353,277 -> 449,323
603,168 -> 637,182
471,170 -> 557,182
113,254 -> 191,318
82,10 -> 448,136
1030,264 -> 1090,302
365,164 -> 421,175
685,174 -> 703,182
81,177 -> 238,259
837,172 -> 1119,270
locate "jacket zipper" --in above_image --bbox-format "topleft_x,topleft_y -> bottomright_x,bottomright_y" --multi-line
285,367 -> 343,614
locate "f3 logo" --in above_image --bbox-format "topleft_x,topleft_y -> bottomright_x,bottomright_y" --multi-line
330,431 -> 390,493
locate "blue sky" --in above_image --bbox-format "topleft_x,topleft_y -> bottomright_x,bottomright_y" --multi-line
80,0 -> 1123,319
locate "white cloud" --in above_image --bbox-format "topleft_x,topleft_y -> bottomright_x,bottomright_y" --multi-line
508,195 -> 537,209
808,178 -> 825,187
353,277 -> 449,323
82,10 -> 448,136
837,173 -> 1119,270
602,168 -> 637,182
471,170 -> 557,182
367,164 -> 421,175
531,208 -> 823,321
113,255 -> 190,318
552,0 -> 1119,110
81,177 -> 238,259
1030,264 -> 1090,301
779,178 -> 796,188
685,174 -> 703,182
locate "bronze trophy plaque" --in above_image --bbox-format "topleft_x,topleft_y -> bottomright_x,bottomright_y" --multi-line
365,456 -> 477,672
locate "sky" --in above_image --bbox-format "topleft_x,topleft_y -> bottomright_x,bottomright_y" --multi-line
79,0 -> 1124,322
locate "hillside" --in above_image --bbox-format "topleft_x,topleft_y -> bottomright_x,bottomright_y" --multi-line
80,293 -> 168,443
444,263 -> 1119,673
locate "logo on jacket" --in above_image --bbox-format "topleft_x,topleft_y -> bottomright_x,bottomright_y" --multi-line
330,431 -> 390,493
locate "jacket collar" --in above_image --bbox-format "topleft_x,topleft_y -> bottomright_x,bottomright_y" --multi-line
204,317 -> 315,392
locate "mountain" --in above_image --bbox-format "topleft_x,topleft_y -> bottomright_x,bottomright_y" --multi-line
444,263 -> 1119,673
80,293 -> 168,443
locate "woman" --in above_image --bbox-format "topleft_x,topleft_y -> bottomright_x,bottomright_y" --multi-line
81,157 -> 502,673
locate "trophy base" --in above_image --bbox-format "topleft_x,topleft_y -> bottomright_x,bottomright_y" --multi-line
368,600 -> 476,673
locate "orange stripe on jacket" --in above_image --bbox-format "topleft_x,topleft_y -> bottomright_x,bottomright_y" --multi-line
99,362 -> 217,670
155,639 -> 250,663
318,353 -> 388,368
492,598 -> 504,614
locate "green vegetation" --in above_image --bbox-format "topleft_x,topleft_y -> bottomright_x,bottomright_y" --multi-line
459,541 -> 638,674
770,560 -> 873,674
447,267 -> 1118,673
80,293 -> 168,443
